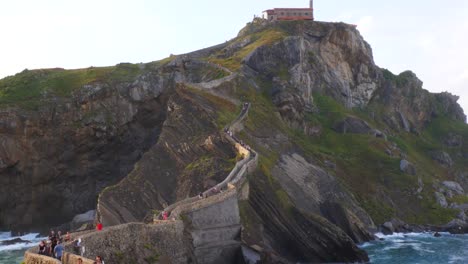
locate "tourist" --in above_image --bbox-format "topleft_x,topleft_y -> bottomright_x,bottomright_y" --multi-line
73,237 -> 83,255
48,230 -> 56,247
198,192 -> 203,199
45,240 -> 52,257
95,255 -> 104,264
54,240 -> 64,260
38,240 -> 46,255
77,258 -> 83,264
162,211 -> 168,220
96,221 -> 103,231
57,231 -> 63,243
51,234 -> 58,254
64,231 -> 72,242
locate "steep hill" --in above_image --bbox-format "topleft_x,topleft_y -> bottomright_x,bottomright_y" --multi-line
1,19 -> 467,263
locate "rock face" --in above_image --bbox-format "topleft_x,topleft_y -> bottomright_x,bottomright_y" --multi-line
70,210 -> 96,231
272,153 -> 374,243
5,20 -> 468,263
96,89 -> 236,226
0,83 -> 168,231
400,159 -> 416,175
431,151 -> 454,167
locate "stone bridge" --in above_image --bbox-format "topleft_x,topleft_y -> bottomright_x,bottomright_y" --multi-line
24,102 -> 258,264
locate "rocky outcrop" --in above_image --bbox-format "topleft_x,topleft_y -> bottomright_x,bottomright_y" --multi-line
333,116 -> 372,134
381,219 -> 414,234
430,151 -> 454,168
400,159 -> 416,175
435,192 -> 448,208
272,153 -> 375,242
70,210 -> 95,231
96,88 -> 237,227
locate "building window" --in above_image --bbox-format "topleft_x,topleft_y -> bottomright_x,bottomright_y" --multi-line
305,13 -> 308,15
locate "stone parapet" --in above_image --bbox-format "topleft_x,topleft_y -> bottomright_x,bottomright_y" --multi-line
62,222 -> 187,264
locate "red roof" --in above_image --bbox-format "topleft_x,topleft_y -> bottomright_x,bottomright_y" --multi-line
273,8 -> 313,11
263,8 -> 313,12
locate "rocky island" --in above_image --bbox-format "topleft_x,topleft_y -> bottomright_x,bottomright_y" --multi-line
0,18 -> 466,263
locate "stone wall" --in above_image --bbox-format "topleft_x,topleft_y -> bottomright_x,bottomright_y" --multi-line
172,190 -> 242,264
23,251 -> 61,264
61,253 -> 94,264
63,222 -> 187,264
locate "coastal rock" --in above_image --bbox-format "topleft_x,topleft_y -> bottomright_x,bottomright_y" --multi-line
441,181 -> 464,196
430,151 -> 454,168
443,219 -> 468,234
1,237 -> 31,245
435,192 -> 448,208
400,160 -> 416,175
272,153 -> 375,242
381,219 -> 411,235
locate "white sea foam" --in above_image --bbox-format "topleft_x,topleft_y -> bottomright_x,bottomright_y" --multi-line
0,232 -> 45,252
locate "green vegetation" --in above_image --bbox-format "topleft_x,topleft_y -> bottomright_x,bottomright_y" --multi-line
448,195 -> 468,205
381,69 -> 414,87
208,29 -> 286,71
233,78 -> 463,225
142,244 -> 160,264
184,86 -> 238,129
0,63 -> 145,109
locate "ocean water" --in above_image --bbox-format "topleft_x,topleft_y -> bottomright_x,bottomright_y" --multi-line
0,231 -> 45,264
361,232 -> 468,264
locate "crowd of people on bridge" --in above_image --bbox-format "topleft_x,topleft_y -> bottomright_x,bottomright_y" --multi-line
36,223 -> 105,263
37,230 -> 70,260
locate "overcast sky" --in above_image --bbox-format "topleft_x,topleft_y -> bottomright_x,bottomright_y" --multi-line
0,0 -> 467,115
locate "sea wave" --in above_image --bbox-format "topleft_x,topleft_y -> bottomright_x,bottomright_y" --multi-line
0,232 -> 45,252
362,232 -> 468,264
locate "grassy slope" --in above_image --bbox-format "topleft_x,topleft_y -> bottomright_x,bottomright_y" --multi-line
0,62 -> 154,109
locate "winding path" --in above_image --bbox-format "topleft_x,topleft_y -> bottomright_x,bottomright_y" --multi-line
156,102 -> 257,220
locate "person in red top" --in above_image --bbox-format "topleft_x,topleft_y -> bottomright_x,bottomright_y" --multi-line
96,221 -> 103,231
162,211 -> 168,220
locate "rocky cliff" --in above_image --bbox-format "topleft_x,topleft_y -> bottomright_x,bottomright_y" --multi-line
3,19 -> 468,263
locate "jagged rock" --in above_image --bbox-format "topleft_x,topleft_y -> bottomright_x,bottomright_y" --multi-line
398,111 -> 411,132
435,192 -> 448,208
370,129 -> 387,140
442,181 -> 464,195
443,219 -> 468,234
430,151 -> 454,167
1,238 -> 31,245
332,116 -> 371,134
444,133 -> 463,147
381,221 -> 394,235
272,153 -> 375,233
381,219 -> 411,235
434,92 -> 467,123
71,210 -> 96,231
456,210 -> 466,221
400,159 -> 416,175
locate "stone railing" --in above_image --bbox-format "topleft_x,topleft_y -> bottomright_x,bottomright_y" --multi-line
155,102 -> 256,220
24,249 -> 61,264
61,222 -> 187,264
24,246 -> 94,264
